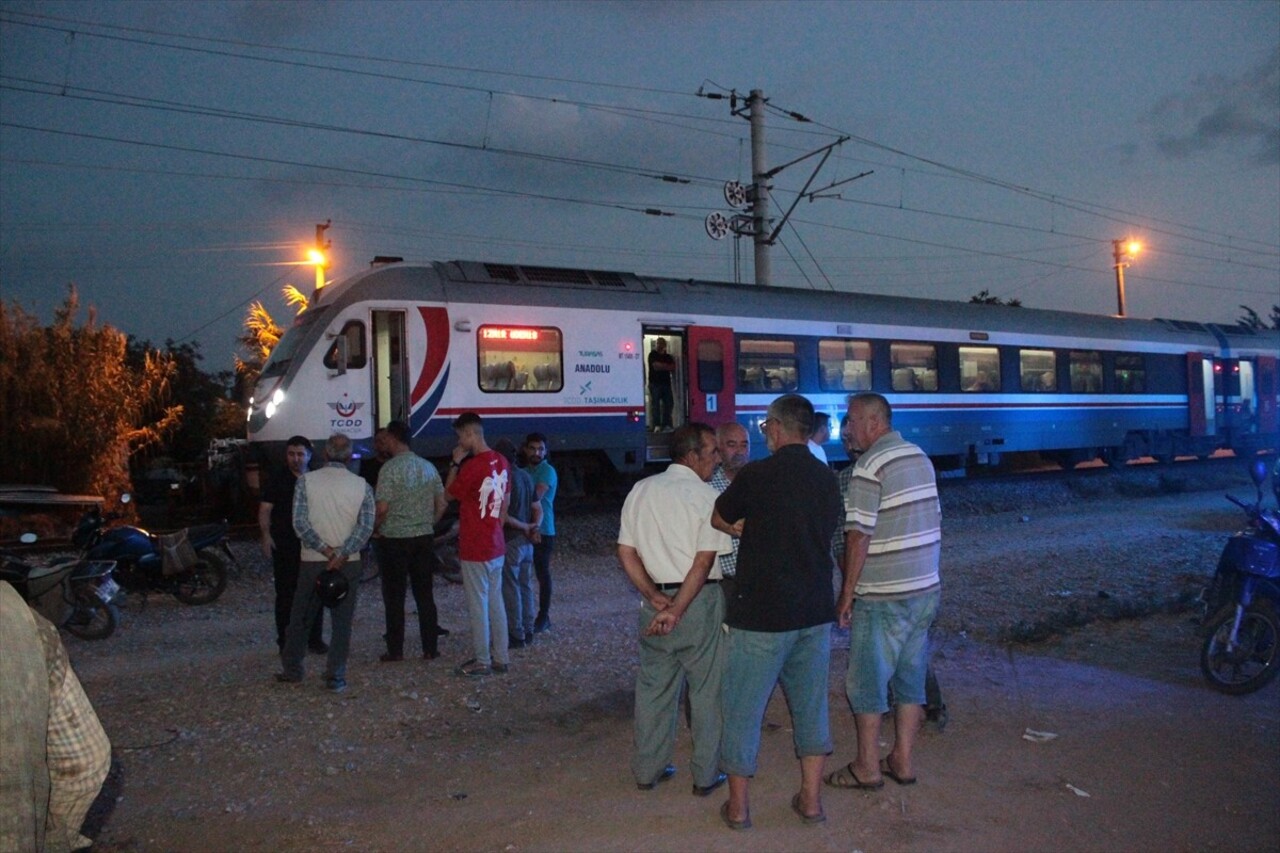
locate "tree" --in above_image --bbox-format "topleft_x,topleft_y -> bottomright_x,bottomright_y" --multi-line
127,338 -> 241,466
969,289 -> 1023,307
235,284 -> 308,391
1237,304 -> 1280,331
0,286 -> 182,503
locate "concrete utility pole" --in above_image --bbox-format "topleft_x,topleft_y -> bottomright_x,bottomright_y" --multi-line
1112,238 -> 1140,318
747,90 -> 771,287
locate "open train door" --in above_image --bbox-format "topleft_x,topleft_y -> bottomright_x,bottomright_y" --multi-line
687,326 -> 736,428
1257,355 -> 1277,436
1187,353 -> 1212,437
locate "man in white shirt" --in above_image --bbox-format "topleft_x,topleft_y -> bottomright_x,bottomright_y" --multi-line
807,411 -> 831,464
617,423 -> 732,797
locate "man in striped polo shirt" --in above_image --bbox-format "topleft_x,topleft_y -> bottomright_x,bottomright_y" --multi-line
826,392 -> 941,791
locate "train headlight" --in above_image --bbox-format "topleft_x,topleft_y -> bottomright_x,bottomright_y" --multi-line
265,401 -> 277,419
272,389 -> 285,406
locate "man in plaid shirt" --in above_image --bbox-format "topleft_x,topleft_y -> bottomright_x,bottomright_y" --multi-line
707,422 -> 750,589
2,581 -> 111,852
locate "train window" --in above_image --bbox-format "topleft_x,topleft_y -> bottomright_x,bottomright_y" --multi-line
819,340 -> 872,391
1019,349 -> 1056,392
1115,354 -> 1146,393
890,343 -> 939,392
477,326 -> 563,392
738,339 -> 797,392
958,346 -> 999,392
697,340 -> 724,393
1070,350 -> 1102,393
322,321 -> 367,370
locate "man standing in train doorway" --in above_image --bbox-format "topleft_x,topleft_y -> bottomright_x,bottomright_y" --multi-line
648,337 -> 677,432
524,432 -> 558,635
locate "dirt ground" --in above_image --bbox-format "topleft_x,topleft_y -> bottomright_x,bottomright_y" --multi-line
67,484 -> 1280,853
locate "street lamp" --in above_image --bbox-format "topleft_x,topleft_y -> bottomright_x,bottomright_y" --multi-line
311,220 -> 331,293
307,247 -> 326,292
1112,238 -> 1141,317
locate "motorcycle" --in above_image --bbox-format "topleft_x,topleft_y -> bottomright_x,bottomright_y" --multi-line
1199,458 -> 1280,695
0,534 -> 121,640
73,496 -> 231,606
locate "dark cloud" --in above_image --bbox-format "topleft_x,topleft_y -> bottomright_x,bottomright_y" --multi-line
226,0 -> 332,41
1146,47 -> 1280,165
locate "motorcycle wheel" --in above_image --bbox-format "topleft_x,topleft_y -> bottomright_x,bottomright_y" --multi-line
63,588 -> 120,641
1200,601 -> 1280,695
172,557 -> 228,605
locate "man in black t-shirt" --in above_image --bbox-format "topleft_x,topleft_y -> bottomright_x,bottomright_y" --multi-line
712,394 -> 842,829
647,337 -> 677,431
258,436 -> 326,652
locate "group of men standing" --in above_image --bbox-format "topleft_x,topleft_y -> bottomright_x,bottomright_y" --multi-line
259,417 -> 557,689
618,392 -> 941,830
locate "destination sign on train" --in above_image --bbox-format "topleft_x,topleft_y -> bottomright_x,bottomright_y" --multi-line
482,327 -> 540,341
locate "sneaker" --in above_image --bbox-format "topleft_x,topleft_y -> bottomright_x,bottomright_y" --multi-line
274,672 -> 302,684
508,635 -> 526,649
492,662 -> 509,674
325,678 -> 347,693
379,652 -> 404,663
454,659 -> 491,678
309,640 -> 329,655
423,650 -> 440,660
533,616 -> 551,633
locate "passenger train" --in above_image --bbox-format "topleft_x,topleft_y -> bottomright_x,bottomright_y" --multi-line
247,259 -> 1278,478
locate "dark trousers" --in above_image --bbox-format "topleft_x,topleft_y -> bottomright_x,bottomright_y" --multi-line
272,542 -> 323,648
533,535 -> 556,623
649,382 -> 673,428
377,535 -> 439,657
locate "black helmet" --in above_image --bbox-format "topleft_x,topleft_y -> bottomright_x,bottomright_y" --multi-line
315,571 -> 350,608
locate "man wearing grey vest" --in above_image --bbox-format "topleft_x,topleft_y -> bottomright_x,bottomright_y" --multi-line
277,433 -> 375,693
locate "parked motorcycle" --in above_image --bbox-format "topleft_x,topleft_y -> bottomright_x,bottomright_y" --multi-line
0,535 -> 121,640
73,497 -> 231,605
1199,458 -> 1280,695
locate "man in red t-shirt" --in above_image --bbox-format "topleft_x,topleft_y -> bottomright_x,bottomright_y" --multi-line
445,412 -> 511,677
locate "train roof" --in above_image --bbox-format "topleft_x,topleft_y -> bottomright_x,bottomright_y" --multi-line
311,259 -> 1277,353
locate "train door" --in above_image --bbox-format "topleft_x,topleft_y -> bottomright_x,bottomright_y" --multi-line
371,310 -> 409,428
687,326 -> 736,427
1187,353 -> 1214,437
1257,356 -> 1277,435
642,329 -> 686,433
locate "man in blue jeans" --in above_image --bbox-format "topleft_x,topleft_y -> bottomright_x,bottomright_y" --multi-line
827,392 -> 941,790
712,394 -> 843,829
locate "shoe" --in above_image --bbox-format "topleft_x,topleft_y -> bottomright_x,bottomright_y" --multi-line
423,650 -> 440,660
824,762 -> 884,790
880,758 -> 917,786
274,672 -> 302,684
692,772 -> 727,797
492,662 -> 509,674
325,678 -> 347,693
379,652 -> 404,663
719,802 -> 751,831
636,764 -> 676,791
436,626 -> 451,637
308,641 -> 329,655
790,793 -> 826,824
508,636 -> 526,649
454,659 -> 491,678
533,616 -> 551,633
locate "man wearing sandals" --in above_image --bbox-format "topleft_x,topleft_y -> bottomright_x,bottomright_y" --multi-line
617,423 -> 732,797
446,413 -> 511,678
711,394 -> 843,829
827,392 -> 941,791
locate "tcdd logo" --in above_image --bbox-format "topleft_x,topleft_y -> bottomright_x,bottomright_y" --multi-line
327,394 -> 366,428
